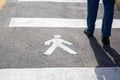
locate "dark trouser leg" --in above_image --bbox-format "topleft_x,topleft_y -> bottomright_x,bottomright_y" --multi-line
102,0 -> 115,37
87,0 -> 99,35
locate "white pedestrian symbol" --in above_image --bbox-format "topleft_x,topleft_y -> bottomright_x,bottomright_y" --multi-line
44,35 -> 77,55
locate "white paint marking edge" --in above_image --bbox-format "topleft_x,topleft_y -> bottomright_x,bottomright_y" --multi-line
18,0 -> 102,3
9,18 -> 120,28
0,67 -> 120,80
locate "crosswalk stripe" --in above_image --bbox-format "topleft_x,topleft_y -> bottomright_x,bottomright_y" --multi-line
0,67 -> 120,80
18,0 -> 102,3
9,18 -> 120,28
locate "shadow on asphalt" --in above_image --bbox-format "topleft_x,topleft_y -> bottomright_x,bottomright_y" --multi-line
88,37 -> 120,67
88,37 -> 120,80
103,46 -> 120,66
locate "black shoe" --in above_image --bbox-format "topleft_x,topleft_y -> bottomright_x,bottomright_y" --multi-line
84,30 -> 93,37
102,37 -> 110,46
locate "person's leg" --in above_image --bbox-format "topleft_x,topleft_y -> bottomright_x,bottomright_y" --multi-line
102,0 -> 115,37
102,0 -> 115,46
86,0 -> 100,35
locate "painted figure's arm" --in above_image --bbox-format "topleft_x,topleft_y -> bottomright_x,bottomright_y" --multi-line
45,39 -> 54,45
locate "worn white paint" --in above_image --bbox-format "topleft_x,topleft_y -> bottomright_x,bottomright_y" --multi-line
0,67 -> 120,80
18,0 -> 102,3
9,18 -> 120,28
44,35 -> 77,55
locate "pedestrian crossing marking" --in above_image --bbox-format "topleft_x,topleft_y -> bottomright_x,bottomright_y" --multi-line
44,35 -> 77,55
0,0 -> 6,10
9,18 -> 120,28
18,0 -> 102,3
0,67 -> 120,80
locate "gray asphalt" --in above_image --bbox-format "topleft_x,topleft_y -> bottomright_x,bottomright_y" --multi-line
0,0 -> 120,69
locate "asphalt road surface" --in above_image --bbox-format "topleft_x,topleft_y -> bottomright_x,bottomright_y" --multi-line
0,0 -> 120,80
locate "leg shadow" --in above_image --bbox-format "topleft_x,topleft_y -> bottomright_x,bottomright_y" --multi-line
103,46 -> 120,66
88,37 -> 120,80
88,37 -> 116,67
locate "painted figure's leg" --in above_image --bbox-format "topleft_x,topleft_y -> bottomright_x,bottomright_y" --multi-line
59,44 -> 77,54
44,44 -> 57,55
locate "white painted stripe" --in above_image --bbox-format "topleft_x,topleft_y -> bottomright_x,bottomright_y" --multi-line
0,67 -> 120,80
18,0 -> 102,3
9,18 -> 120,28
